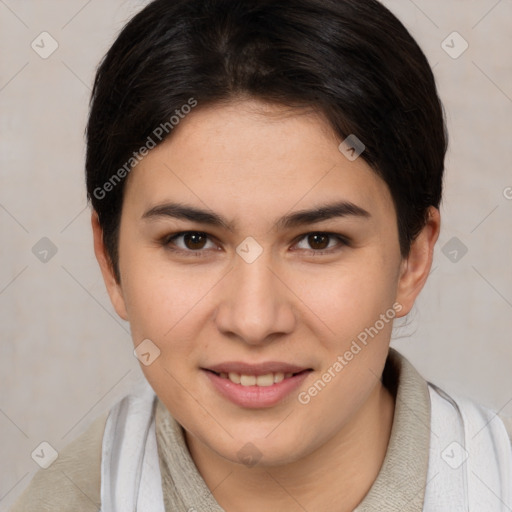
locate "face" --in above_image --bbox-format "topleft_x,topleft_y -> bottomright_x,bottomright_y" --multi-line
94,99 -> 437,467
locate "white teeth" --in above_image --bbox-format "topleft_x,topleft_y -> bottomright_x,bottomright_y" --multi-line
240,375 -> 256,386
228,372 -> 241,384
219,371 -> 296,385
256,374 -> 274,387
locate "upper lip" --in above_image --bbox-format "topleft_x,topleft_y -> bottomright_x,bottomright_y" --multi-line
203,361 -> 312,375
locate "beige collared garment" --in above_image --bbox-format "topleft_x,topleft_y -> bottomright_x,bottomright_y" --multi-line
10,348 -> 512,511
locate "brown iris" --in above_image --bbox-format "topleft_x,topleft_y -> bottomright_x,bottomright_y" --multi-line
307,233 -> 330,250
183,232 -> 208,250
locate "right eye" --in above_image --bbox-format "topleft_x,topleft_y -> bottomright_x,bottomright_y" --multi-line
161,231 -> 220,255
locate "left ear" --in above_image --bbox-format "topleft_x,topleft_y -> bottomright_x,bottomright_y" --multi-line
395,206 -> 441,317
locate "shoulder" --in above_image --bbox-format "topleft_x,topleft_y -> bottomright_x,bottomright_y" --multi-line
498,414 -> 512,445
9,410 -> 109,512
428,381 -> 512,449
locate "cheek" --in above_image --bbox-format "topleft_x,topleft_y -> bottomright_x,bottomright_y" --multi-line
120,265 -> 214,422
119,248 -> 227,367
295,261 -> 396,421
123,269 -> 203,340
296,254 -> 398,341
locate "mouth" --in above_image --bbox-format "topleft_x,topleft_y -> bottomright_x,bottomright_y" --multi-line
201,366 -> 313,408
203,368 -> 312,387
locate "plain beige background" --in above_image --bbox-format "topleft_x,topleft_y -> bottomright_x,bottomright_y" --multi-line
1,0 -> 511,509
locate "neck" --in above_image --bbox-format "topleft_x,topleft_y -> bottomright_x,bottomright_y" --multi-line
186,380 -> 395,512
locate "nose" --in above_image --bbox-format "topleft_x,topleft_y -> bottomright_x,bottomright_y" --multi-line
214,250 -> 296,345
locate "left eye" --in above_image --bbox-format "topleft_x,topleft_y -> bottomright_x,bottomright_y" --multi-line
294,232 -> 347,252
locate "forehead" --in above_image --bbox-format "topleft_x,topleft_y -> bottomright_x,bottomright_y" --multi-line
122,100 -> 395,223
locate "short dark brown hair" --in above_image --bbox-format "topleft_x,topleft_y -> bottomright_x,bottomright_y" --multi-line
86,0 -> 447,283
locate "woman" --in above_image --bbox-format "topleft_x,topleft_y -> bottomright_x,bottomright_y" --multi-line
11,0 -> 512,510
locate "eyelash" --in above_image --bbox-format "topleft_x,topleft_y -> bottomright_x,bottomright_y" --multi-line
159,231 -> 350,257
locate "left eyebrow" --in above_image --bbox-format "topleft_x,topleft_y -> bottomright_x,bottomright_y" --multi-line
141,200 -> 371,231
276,200 -> 371,230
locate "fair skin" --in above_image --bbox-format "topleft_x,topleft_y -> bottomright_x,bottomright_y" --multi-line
92,99 -> 440,512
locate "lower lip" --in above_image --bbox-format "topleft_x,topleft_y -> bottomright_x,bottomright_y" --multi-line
202,369 -> 312,409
